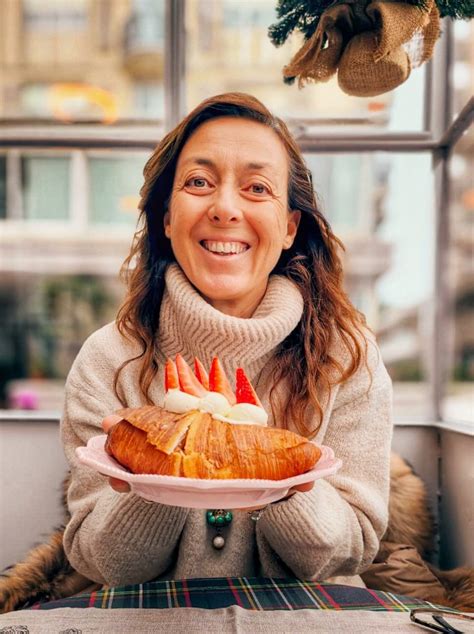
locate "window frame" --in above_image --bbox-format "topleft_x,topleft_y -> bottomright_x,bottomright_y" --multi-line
0,8 -> 472,426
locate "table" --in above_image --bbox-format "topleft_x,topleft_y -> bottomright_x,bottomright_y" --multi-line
0,577 -> 454,633
27,576 -> 437,611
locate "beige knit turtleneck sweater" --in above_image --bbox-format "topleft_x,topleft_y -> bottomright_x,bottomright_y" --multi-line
61,265 -> 392,586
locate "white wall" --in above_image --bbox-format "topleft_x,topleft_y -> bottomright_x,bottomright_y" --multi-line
439,428 -> 474,568
0,414 -> 68,571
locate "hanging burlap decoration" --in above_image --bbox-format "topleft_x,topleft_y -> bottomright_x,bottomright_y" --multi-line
337,30 -> 411,96
283,0 -> 440,97
282,3 -> 356,83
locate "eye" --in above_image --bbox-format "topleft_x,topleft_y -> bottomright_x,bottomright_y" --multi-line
186,177 -> 210,189
248,183 -> 270,195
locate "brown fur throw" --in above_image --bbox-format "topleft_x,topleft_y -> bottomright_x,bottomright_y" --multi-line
0,476 -> 94,613
428,565 -> 474,612
1,454 -> 473,613
0,531 -> 93,613
383,453 -> 435,558
361,453 -> 474,612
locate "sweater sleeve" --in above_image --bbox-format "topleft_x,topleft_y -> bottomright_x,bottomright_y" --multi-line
256,339 -> 393,580
61,325 -> 189,586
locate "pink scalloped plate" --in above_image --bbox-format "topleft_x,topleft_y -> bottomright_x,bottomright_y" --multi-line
76,435 -> 342,509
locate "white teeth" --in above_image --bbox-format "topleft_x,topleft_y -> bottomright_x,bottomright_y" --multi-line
202,241 -> 248,255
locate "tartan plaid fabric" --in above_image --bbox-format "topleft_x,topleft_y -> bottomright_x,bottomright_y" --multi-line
29,577 -> 444,612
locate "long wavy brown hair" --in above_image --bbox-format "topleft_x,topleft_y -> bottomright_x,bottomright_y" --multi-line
115,92 -> 368,438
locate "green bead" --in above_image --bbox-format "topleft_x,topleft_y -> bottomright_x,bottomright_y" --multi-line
206,513 -> 216,525
215,515 -> 225,526
225,511 -> 233,523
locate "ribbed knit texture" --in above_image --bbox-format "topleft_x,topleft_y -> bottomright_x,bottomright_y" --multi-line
61,265 -> 392,586
159,264 -> 304,381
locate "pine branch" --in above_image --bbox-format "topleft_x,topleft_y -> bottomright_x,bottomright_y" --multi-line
269,0 -> 474,54
268,0 -> 335,47
406,0 -> 474,18
436,0 -> 474,18
269,11 -> 304,46
275,0 -> 305,19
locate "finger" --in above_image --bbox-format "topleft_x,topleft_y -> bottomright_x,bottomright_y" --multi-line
109,477 -> 130,493
292,482 -> 315,494
102,415 -> 123,433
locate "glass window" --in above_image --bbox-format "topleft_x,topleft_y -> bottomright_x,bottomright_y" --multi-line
21,156 -> 70,221
443,21 -> 474,424
1,274 -> 120,409
0,0 -> 165,122
442,146 -> 474,424
306,154 -> 377,232
186,0 -> 426,130
452,21 -> 474,121
306,152 -> 435,421
23,0 -> 88,32
133,82 -> 165,119
88,154 -> 148,226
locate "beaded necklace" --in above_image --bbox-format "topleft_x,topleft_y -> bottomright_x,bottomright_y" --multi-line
206,509 -> 233,549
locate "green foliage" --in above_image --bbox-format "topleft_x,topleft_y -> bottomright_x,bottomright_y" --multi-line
268,0 -> 333,47
388,358 -> 424,382
407,0 -> 474,18
268,0 -> 473,49
436,0 -> 474,18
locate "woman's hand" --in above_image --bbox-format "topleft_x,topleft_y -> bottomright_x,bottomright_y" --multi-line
101,415 -> 131,494
237,481 -> 315,513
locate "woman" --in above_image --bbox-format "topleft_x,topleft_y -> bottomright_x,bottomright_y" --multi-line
61,92 -> 392,587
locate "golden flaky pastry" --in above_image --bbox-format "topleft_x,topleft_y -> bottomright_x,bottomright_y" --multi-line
105,405 -> 321,480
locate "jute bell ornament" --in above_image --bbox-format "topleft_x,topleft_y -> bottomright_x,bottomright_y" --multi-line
282,0 -> 440,97
337,31 -> 411,97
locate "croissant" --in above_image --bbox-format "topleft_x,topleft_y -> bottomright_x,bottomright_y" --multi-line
105,405 -> 321,480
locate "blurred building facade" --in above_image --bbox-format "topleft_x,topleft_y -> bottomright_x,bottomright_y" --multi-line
0,1 -> 471,421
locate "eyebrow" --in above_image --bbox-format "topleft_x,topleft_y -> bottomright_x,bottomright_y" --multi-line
180,157 -> 276,171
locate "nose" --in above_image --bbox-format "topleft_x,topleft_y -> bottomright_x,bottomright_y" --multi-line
207,185 -> 243,225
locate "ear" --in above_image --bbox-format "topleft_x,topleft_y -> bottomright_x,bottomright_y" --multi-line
282,210 -> 301,249
163,211 -> 171,239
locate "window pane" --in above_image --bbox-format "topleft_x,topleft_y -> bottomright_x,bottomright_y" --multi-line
452,21 -> 474,121
22,156 -> 70,221
0,0 -> 165,122
186,0 -> 426,131
1,275 -> 120,409
89,155 -> 146,225
306,152 -> 435,420
442,145 -> 474,424
446,21 -> 474,423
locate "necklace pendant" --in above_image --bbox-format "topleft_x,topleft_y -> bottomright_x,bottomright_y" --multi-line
206,509 -> 233,527
212,534 -> 225,550
207,509 -> 232,550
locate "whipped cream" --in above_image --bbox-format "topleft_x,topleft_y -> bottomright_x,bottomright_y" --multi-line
226,403 -> 268,425
163,389 -> 268,426
163,390 -> 200,413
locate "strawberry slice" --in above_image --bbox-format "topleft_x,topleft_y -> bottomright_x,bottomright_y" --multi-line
194,357 -> 209,390
176,354 -> 207,397
209,357 -> 236,404
164,358 -> 179,391
235,367 -> 262,406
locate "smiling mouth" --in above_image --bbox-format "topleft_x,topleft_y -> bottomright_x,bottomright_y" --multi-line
200,240 -> 250,256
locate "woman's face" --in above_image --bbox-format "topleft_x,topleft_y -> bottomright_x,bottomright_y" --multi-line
165,117 -> 300,317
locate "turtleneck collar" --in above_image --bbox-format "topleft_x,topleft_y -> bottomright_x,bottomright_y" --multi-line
158,264 -> 304,381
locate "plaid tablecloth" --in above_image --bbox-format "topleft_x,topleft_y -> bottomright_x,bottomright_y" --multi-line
28,577 -> 442,612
